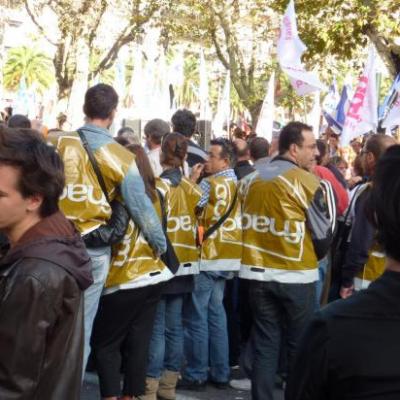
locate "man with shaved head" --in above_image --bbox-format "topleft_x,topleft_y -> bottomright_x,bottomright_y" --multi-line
233,138 -> 255,179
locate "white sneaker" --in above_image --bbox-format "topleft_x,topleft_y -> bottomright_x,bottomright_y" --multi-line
229,378 -> 251,391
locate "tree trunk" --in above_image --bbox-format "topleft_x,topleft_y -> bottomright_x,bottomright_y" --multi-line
248,101 -> 262,130
366,26 -> 400,78
66,37 -> 90,129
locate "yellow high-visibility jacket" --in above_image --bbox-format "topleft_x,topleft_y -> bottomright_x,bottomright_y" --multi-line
157,172 -> 202,276
48,126 -> 166,255
104,185 -> 172,294
354,243 -> 386,290
199,175 -> 242,272
240,157 -> 332,283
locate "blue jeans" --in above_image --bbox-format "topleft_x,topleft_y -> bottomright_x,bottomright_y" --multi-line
248,280 -> 316,400
83,246 -> 111,373
183,272 -> 230,383
147,294 -> 184,378
316,257 -> 329,309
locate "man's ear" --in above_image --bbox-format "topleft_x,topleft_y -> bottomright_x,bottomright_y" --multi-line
289,143 -> 297,158
26,193 -> 44,214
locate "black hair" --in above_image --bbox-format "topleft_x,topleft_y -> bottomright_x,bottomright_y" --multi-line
83,83 -> 119,120
249,137 -> 270,161
316,139 -> 328,165
0,126 -> 65,217
367,145 -> 400,262
7,114 -> 31,129
210,138 -> 236,167
278,121 -> 312,155
171,109 -> 196,138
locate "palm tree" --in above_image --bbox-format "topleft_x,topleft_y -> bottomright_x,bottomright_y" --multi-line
3,46 -> 54,94
176,53 -> 199,109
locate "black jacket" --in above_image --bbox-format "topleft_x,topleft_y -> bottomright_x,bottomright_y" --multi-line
187,139 -> 208,168
341,186 -> 374,287
286,270 -> 400,400
234,160 -> 255,180
0,212 -> 92,400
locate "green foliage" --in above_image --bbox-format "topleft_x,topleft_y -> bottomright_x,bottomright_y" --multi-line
3,46 -> 54,93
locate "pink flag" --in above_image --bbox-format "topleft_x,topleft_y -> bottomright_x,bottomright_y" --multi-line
277,0 -> 326,96
340,45 -> 378,146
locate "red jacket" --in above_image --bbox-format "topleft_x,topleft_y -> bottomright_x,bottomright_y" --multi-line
314,165 -> 349,216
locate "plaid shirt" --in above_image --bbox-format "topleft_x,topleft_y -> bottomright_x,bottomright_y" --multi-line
198,168 -> 237,208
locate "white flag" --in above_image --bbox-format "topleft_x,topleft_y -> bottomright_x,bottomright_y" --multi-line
382,79 -> 400,129
256,72 -> 275,141
341,45 -> 378,146
277,0 -> 326,95
213,72 -> 230,137
309,91 -> 321,135
199,50 -> 211,120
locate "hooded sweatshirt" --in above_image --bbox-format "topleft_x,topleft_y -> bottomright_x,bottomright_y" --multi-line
0,211 -> 92,400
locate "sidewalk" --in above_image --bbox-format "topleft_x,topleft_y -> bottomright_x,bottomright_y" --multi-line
81,373 -> 284,400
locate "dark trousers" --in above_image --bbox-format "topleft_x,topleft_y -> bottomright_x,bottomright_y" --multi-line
248,280 -> 316,400
224,277 -> 240,366
91,284 -> 162,397
224,278 -> 254,366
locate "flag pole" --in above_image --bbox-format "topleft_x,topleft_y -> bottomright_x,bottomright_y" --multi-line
302,95 -> 308,123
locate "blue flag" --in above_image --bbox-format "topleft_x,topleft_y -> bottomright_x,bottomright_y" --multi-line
336,85 -> 350,127
379,73 -> 400,121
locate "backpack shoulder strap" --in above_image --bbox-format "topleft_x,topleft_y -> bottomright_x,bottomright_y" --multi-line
77,129 -> 110,204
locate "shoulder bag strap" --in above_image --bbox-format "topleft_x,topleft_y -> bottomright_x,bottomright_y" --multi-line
77,129 -> 110,204
155,189 -> 167,230
203,189 -> 238,241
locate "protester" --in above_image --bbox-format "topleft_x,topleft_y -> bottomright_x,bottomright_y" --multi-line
7,113 -> 31,129
328,131 -> 340,157
315,139 -> 349,216
229,138 -> 254,368
90,145 -> 171,400
171,109 -> 208,168
240,122 -> 333,400
144,118 -> 171,177
180,139 -> 242,390
144,133 -> 202,400
340,134 -> 396,297
117,126 -> 141,145
330,155 -> 348,180
249,137 -> 270,169
233,138 -> 255,179
315,139 -> 348,189
0,127 -> 92,399
232,127 -> 246,140
286,145 -> 400,400
48,83 -> 166,371
350,137 -> 362,156
348,154 -> 365,189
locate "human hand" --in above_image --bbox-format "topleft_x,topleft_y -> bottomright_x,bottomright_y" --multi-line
190,163 -> 204,182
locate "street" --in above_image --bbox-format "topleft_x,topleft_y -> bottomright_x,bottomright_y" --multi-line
81,373 -> 284,400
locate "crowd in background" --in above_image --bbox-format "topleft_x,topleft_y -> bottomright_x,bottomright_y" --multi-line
0,83 -> 400,400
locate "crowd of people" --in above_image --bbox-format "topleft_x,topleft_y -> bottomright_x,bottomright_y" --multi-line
0,82 -> 399,400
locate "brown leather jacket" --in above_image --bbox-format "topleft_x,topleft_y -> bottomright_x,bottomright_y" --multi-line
0,212 -> 92,400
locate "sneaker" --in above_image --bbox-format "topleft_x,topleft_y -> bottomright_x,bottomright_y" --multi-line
208,380 -> 229,390
176,377 -> 207,391
229,378 -> 251,391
